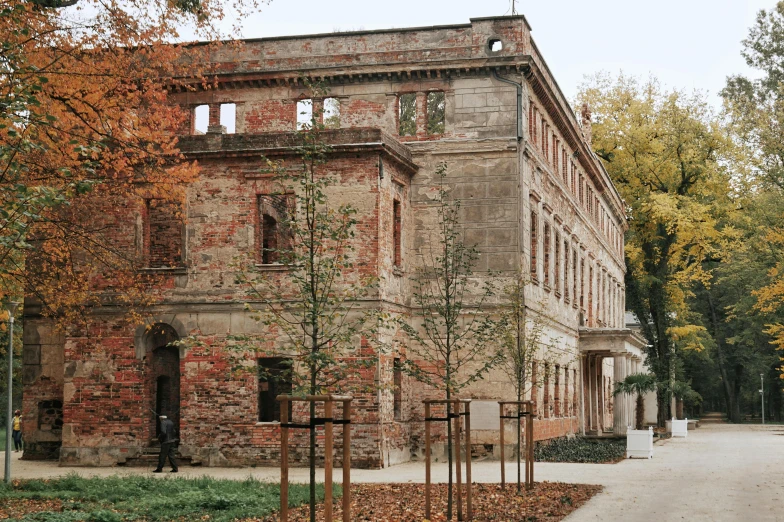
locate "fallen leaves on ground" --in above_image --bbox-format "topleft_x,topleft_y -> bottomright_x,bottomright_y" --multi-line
0,498 -> 63,520
257,482 -> 602,522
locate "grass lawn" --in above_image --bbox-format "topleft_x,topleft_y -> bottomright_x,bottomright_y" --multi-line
0,474 -> 338,521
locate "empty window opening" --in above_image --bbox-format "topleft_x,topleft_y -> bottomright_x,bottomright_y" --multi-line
530,210 -> 538,281
220,103 -> 236,134
296,98 -> 313,130
543,222 -> 551,287
258,194 -> 294,264
489,39 -> 503,52
393,358 -> 402,421
398,93 -> 417,136
193,104 -> 209,134
555,231 -> 561,295
426,91 -> 445,135
393,200 -> 402,267
145,199 -> 183,268
258,358 -> 293,422
323,97 -> 340,129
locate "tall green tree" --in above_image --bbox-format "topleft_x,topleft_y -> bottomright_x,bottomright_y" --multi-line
235,93 -> 378,522
397,163 -> 502,519
579,74 -> 732,424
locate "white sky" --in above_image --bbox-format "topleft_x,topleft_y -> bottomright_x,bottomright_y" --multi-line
230,0 -> 773,107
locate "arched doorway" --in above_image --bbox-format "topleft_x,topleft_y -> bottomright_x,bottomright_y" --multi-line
144,324 -> 180,442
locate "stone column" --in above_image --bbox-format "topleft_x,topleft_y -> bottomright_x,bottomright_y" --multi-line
625,355 -> 634,429
613,354 -> 626,435
587,355 -> 594,432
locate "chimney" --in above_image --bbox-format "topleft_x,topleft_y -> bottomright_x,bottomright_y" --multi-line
580,103 -> 592,148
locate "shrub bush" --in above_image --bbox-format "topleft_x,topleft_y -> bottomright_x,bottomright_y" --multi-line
534,436 -> 625,463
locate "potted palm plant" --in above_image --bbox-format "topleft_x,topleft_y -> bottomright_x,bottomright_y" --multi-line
614,373 -> 657,458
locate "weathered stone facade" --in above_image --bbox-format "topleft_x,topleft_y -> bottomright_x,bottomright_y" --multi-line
22,15 -> 643,468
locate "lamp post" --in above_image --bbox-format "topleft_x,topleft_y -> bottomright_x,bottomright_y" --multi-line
4,300 -> 20,484
760,373 -> 765,426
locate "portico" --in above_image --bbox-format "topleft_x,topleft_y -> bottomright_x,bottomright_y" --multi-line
579,328 -> 648,435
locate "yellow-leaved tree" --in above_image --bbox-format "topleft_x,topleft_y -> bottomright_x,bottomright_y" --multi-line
579,74 -> 733,424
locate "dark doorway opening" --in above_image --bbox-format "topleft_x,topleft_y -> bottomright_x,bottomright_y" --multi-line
145,324 -> 180,444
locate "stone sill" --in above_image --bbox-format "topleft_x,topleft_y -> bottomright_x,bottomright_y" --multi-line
392,265 -> 404,277
254,264 -> 293,272
138,267 -> 187,275
255,421 -> 281,426
543,283 -> 551,292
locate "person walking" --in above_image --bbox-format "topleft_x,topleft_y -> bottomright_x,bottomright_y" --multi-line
153,415 -> 178,473
11,410 -> 22,452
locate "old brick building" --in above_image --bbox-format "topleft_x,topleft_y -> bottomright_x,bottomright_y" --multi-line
22,15 -> 646,468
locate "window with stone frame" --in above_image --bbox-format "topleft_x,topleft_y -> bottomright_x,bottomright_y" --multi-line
530,210 -> 538,282
554,230 -> 561,296
554,364 -> 561,416
426,91 -> 445,135
258,357 -> 293,422
257,194 -> 294,264
572,248 -> 578,307
564,238 -> 570,303
543,222 -> 551,288
144,198 -> 184,268
580,257 -> 585,310
393,199 -> 402,267
398,93 -> 417,136
393,358 -> 403,421
562,148 -> 568,183
543,362 -> 551,418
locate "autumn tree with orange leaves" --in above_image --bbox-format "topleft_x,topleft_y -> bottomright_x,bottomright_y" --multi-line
0,0 -> 261,324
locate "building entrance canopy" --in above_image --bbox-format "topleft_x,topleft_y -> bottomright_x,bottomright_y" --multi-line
578,328 -> 648,435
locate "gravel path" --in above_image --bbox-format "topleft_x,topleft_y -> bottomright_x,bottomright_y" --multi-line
3,423 -> 782,521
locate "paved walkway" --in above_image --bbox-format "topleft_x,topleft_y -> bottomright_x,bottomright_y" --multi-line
3,424 -> 783,521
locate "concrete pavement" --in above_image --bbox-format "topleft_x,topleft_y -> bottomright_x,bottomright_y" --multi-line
2,423 -> 782,521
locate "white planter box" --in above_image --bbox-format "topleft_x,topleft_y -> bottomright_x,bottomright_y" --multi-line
626,427 -> 654,459
666,418 -> 689,438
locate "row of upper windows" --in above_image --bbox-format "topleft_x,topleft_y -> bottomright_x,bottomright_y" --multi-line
528,102 -> 624,259
529,207 -> 624,328
188,92 -> 447,138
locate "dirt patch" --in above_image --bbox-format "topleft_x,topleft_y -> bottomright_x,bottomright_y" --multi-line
258,482 -> 602,522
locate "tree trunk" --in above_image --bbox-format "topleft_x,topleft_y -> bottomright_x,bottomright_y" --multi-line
676,399 -> 684,420
446,389 -> 453,520
705,290 -> 736,423
636,393 -> 644,430
309,370 -> 317,522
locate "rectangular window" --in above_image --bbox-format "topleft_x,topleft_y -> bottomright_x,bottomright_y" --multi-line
564,240 -> 570,303
562,149 -> 568,182
323,97 -> 340,129
258,358 -> 293,422
296,98 -> 313,130
530,210 -> 538,281
393,358 -> 402,421
589,265 -> 594,325
426,91 -> 445,135
553,137 -> 559,171
571,163 -> 576,195
220,103 -> 236,134
530,360 -> 538,416
554,231 -> 561,296
563,367 -> 570,416
393,200 -> 402,267
144,199 -> 183,268
573,249 -> 578,306
398,93 -> 417,136
193,104 -> 208,134
579,174 -> 584,206
544,222 -> 551,287
543,363 -> 551,418
258,194 -> 294,264
528,103 -> 534,140
580,258 -> 585,309
554,365 -> 561,417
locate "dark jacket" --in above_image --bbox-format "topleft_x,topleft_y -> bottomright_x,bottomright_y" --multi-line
158,418 -> 177,443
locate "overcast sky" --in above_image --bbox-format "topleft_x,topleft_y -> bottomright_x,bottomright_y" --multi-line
229,0 -> 773,107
